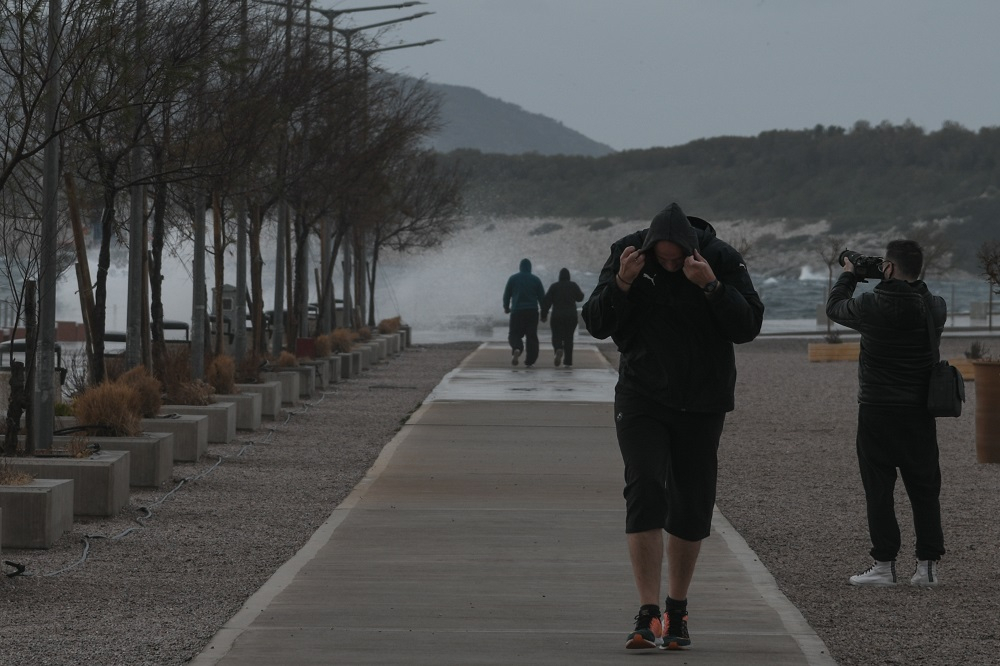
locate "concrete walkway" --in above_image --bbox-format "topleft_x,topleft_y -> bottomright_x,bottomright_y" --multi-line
192,343 -> 835,665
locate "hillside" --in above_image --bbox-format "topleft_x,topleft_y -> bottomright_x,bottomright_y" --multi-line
420,81 -> 615,157
436,121 -> 1000,260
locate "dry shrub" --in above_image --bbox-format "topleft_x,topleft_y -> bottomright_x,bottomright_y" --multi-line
206,355 -> 236,394
313,334 -> 332,357
327,328 -> 356,354
276,351 -> 297,367
166,380 -> 215,406
377,316 -> 401,334
235,352 -> 263,384
0,457 -> 33,485
356,326 -> 372,342
117,366 -> 163,417
67,432 -> 91,458
72,382 -> 142,436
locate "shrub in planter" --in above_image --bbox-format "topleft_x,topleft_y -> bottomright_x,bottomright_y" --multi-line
165,380 -> 215,406
327,328 -> 356,354
206,355 -> 236,394
313,334 -> 332,358
117,366 -> 164,417
72,382 -> 142,436
377,316 -> 401,334
356,326 -> 372,342
235,352 -> 264,384
275,351 -> 297,367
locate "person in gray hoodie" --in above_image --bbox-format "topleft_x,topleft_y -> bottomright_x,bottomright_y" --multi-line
583,202 -> 763,651
502,258 -> 546,367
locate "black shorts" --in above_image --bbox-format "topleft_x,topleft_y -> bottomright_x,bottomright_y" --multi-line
615,392 -> 726,540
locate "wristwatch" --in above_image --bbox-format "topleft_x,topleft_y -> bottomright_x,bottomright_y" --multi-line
702,279 -> 720,294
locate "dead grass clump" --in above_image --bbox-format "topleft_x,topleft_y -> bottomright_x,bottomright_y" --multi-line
377,316 -> 401,334
0,457 -> 33,485
313,334 -> 332,357
206,355 -> 236,394
327,328 -> 356,354
67,433 -> 91,458
235,352 -> 263,384
72,382 -> 142,436
104,355 -> 127,381
275,351 -> 297,367
117,366 -> 163,417
166,380 -> 215,406
356,326 -> 373,342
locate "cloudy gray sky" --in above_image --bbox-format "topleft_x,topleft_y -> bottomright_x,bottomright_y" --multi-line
352,0 -> 1000,151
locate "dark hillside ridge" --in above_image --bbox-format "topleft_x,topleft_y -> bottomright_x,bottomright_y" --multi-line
420,81 -> 615,157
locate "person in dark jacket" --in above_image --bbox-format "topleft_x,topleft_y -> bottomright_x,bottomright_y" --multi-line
541,268 -> 585,367
503,258 -> 546,367
583,202 -> 763,651
826,239 -> 946,588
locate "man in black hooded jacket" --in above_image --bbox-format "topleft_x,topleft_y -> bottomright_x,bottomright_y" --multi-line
583,202 -> 763,651
826,239 -> 946,588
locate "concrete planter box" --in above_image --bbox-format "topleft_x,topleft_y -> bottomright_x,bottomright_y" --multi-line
141,414 -> 208,462
373,336 -> 388,360
297,359 -> 329,389
5,450 -> 130,517
399,324 -> 411,347
261,371 -> 300,406
213,392 -> 262,431
235,381 -> 282,420
50,417 -> 173,487
56,432 -> 174,488
337,353 -> 358,379
321,355 -> 341,384
0,478 -> 74,549
161,403 -> 236,444
356,344 -> 373,370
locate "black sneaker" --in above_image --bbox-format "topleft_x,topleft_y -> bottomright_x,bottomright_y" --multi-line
511,349 -> 521,366
625,607 -> 662,649
661,610 -> 690,650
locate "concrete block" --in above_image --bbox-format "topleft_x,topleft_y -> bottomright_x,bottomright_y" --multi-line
141,414 -> 208,462
161,403 -> 236,444
323,355 -> 341,384
213,392 -> 262,431
0,479 -> 74,549
298,359 -> 329,389
235,381 -> 281,420
261,371 -> 300,406
55,432 -> 174,488
5,450 -> 130,517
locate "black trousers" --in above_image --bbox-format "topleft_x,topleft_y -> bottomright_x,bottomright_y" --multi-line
856,404 -> 945,562
508,309 -> 540,366
549,313 -> 578,365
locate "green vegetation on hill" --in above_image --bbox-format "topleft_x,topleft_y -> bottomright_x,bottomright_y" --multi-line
441,120 -> 1000,257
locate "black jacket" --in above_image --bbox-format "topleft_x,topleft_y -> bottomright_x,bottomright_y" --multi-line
541,268 -> 585,320
582,217 -> 764,412
826,272 -> 946,406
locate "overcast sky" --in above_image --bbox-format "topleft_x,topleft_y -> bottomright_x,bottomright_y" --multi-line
344,0 -> 1000,151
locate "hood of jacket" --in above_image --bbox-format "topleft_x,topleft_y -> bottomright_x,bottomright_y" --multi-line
639,202 -> 701,255
519,258 -> 532,273
558,267 -> 570,281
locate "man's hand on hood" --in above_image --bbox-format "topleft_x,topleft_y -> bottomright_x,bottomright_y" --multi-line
683,249 -> 717,289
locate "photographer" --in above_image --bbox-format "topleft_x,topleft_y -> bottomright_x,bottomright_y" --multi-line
583,202 -> 763,651
826,240 -> 946,587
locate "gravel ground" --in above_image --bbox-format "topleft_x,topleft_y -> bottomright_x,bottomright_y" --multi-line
2,335 -> 998,665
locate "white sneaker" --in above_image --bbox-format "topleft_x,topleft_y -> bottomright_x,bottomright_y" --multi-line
910,559 -> 940,587
850,560 -> 897,586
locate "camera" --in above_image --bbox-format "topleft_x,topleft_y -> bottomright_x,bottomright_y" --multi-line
838,249 -> 884,282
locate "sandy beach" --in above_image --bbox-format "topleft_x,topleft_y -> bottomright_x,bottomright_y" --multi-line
1,335 -> 998,665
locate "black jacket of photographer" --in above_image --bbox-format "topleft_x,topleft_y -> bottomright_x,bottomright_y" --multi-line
826,272 -> 946,406
583,216 -> 764,413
